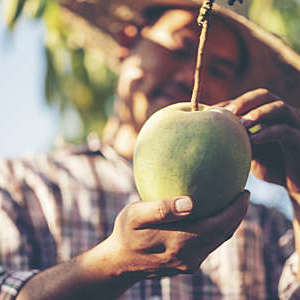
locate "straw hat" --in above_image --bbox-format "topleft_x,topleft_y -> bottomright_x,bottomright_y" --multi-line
61,0 -> 300,108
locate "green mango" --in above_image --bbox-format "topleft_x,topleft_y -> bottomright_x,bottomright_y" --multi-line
133,102 -> 251,217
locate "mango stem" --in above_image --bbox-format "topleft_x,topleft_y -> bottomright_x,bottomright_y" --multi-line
191,0 -> 215,112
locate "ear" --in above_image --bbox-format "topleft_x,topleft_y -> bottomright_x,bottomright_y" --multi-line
118,25 -> 139,47
117,24 -> 140,61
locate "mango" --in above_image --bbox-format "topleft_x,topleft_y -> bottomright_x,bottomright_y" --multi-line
133,102 -> 251,217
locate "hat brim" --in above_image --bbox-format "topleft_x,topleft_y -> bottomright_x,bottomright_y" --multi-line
62,0 -> 300,107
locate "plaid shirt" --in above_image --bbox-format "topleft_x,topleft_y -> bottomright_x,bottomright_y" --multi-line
0,144 -> 299,300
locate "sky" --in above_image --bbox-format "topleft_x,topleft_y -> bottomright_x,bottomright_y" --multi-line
0,17 -> 59,158
0,14 -> 294,219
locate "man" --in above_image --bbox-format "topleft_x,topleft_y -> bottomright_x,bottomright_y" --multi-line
1,1 -> 300,299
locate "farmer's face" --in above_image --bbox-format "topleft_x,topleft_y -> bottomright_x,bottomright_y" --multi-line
117,9 -> 241,129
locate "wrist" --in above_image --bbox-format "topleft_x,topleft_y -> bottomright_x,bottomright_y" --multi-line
78,236 -> 142,296
17,237 -> 140,300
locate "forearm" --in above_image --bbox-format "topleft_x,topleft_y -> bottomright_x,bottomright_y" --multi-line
17,238 -> 140,300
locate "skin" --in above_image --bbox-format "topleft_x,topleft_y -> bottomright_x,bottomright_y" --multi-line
17,194 -> 249,299
222,88 -> 300,279
17,7 -> 300,300
17,9 -> 250,300
106,10 -> 241,158
109,8 -> 300,283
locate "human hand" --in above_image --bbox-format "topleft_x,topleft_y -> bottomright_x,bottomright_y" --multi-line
223,88 -> 300,199
107,191 -> 249,279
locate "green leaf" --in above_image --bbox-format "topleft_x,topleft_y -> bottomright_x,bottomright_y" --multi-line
3,0 -> 27,28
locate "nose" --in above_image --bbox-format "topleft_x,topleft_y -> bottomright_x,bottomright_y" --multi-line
173,61 -> 195,91
172,61 -> 218,105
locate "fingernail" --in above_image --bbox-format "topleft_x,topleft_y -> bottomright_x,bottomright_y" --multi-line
175,197 -> 193,213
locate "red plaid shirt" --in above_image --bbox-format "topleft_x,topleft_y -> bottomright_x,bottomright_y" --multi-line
0,144 -> 299,299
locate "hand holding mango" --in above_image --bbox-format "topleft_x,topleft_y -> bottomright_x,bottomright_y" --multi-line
133,102 -> 251,217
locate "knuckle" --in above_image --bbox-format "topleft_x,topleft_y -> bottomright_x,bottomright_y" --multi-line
256,88 -> 269,95
275,100 -> 285,107
159,243 -> 182,266
159,255 -> 173,267
121,202 -> 139,226
226,103 -> 239,114
256,88 -> 280,101
274,100 -> 288,113
163,248 -> 179,264
248,110 -> 259,120
156,202 -> 169,221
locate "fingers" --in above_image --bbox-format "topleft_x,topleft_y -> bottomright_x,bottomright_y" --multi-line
116,192 -> 249,277
190,190 -> 250,238
207,190 -> 250,234
241,101 -> 300,129
128,190 -> 249,232
225,88 -> 280,116
251,124 -> 300,145
127,196 -> 193,228
224,89 -> 300,144
213,100 -> 231,107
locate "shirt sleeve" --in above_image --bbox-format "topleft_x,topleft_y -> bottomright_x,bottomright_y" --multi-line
259,205 -> 300,299
253,204 -> 294,298
0,175 -> 40,299
0,266 -> 38,299
279,253 -> 300,299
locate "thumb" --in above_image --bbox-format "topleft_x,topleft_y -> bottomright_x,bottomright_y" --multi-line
129,196 -> 193,228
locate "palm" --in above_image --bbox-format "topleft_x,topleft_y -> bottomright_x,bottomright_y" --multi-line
250,142 -> 286,187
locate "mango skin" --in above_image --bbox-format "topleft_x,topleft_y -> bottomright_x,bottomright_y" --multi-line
133,102 -> 251,218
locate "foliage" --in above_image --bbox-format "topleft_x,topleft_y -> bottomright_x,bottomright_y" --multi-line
2,0 -> 300,142
249,0 -> 300,52
3,0 -> 117,143
43,1 -> 117,142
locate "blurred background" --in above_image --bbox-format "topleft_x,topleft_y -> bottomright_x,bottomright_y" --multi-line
0,0 -> 298,218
